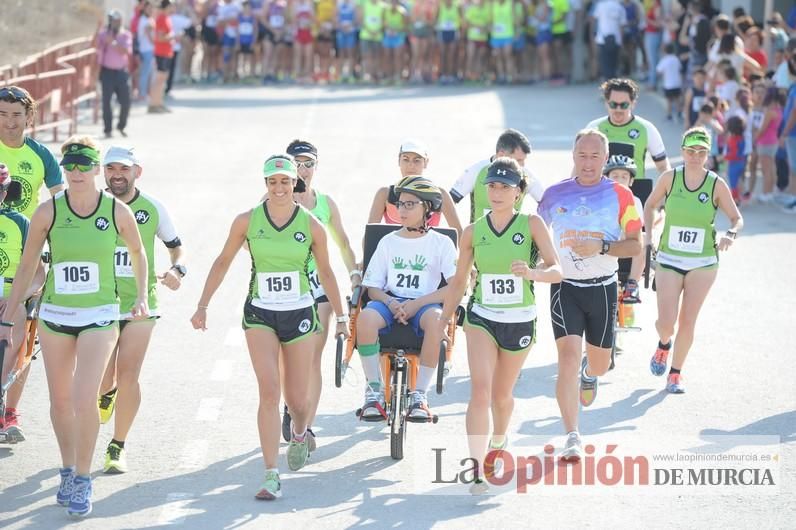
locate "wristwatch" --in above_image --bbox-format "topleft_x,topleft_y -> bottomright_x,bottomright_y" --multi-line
725,230 -> 737,240
171,264 -> 187,278
336,315 -> 350,324
600,240 -> 611,255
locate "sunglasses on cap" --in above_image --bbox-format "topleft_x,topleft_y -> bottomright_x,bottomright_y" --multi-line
295,160 -> 316,169
0,87 -> 30,102
607,101 -> 631,110
63,162 -> 98,172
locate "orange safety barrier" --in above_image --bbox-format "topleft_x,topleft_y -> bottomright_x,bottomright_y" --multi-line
0,36 -> 99,142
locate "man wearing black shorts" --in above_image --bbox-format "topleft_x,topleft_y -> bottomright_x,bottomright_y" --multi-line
537,129 -> 642,462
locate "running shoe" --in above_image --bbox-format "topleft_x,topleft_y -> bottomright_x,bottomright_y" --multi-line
559,432 -> 583,463
103,441 -> 128,474
666,373 -> 685,394
98,388 -> 118,425
408,390 -> 431,421
469,478 -> 489,495
359,384 -> 387,420
485,436 -> 509,477
621,279 -> 641,303
307,428 -> 317,454
784,200 -> 796,214
67,475 -> 93,518
650,345 -> 671,376
287,433 -> 310,471
579,357 -> 598,407
56,467 -> 76,506
255,469 -> 282,500
281,404 -> 291,442
2,409 -> 25,443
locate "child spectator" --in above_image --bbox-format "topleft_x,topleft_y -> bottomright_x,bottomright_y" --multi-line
724,115 -> 747,204
695,102 -> 724,171
753,87 -> 784,203
684,68 -> 707,128
657,42 -> 683,121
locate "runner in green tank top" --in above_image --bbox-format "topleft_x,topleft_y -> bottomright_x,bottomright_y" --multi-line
382,0 -> 408,83
96,145 -> 186,474
191,154 -> 349,500
0,136 -> 148,518
643,128 -> 742,395
464,0 -> 490,81
0,163 -> 46,445
491,0 -> 515,83
358,0 -> 385,81
276,140 -> 360,448
436,0 -> 461,83
439,157 -> 562,495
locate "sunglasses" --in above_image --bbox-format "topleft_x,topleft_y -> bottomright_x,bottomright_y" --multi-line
0,87 -> 29,102
63,163 -> 98,172
295,160 -> 316,169
607,101 -> 631,110
396,200 -> 421,210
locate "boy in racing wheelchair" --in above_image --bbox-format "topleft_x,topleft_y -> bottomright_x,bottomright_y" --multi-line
356,177 -> 457,422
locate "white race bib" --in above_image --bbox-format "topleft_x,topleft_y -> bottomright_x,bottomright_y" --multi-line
388,268 -> 428,296
114,247 -> 134,278
481,274 -> 522,305
269,15 -> 284,27
239,21 -> 254,34
471,27 -> 482,35
440,20 -> 455,31
257,271 -> 300,303
668,226 -> 706,254
54,262 -> 100,295
493,24 -> 506,34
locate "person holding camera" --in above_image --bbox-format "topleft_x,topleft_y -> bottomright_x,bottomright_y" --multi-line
95,10 -> 133,138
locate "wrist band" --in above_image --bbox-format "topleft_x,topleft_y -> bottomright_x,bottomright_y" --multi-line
349,269 -> 362,278
0,321 -> 15,328
197,305 -> 208,310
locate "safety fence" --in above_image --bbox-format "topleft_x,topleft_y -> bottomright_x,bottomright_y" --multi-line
0,36 -> 99,142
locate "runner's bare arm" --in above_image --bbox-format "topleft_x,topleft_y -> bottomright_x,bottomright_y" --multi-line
439,188 -> 462,236
643,169 -> 674,245
366,187 -> 389,223
438,224 -> 475,324
713,178 -> 743,251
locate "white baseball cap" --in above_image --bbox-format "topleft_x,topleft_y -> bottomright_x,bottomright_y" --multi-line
104,145 -> 140,166
399,139 -> 428,159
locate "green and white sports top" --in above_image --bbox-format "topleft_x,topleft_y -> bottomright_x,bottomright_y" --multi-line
246,202 -> 314,310
114,190 -> 180,319
657,167 -> 719,270
470,213 -> 537,323
40,191 -> 120,326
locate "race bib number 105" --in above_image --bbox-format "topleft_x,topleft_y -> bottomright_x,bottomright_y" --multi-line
54,262 -> 100,294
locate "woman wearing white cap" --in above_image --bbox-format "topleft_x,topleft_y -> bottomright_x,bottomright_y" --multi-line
366,140 -> 462,235
191,154 -> 349,500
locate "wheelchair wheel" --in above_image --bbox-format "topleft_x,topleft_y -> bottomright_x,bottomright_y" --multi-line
643,244 -> 653,289
435,340 -> 447,395
334,333 -> 344,388
0,340 -> 7,421
390,359 -> 408,460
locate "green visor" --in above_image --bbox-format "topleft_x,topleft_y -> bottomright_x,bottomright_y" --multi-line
263,155 -> 297,179
60,143 -> 101,167
682,131 -> 711,150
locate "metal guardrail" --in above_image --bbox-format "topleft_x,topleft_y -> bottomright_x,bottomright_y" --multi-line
0,36 -> 99,142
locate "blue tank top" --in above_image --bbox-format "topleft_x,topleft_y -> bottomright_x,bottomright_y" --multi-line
239,15 -> 255,44
338,2 -> 356,25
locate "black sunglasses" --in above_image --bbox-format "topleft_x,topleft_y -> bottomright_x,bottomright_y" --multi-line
607,101 -> 631,110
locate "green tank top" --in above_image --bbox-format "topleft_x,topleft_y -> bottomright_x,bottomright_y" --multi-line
0,210 -> 29,298
385,7 -> 405,31
470,213 -> 536,321
437,2 -> 460,31
114,191 -> 163,317
0,137 -> 63,219
470,161 -> 525,223
465,3 -> 489,41
40,191 -> 120,325
492,0 -> 514,39
246,202 -> 314,310
361,0 -> 385,41
307,191 -> 331,274
595,116 -> 650,180
658,167 -> 719,267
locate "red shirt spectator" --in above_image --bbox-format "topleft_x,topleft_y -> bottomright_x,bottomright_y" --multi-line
154,13 -> 174,58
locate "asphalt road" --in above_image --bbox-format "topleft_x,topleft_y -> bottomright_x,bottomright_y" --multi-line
0,82 -> 794,529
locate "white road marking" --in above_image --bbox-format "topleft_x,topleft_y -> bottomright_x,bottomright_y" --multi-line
156,492 -> 195,525
194,398 -> 222,422
179,439 -> 210,470
210,359 -> 234,381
